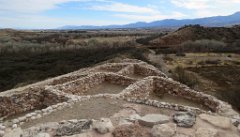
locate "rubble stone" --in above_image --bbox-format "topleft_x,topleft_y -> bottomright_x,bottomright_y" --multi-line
139,114 -> 170,127
173,112 -> 196,128
151,123 -> 176,137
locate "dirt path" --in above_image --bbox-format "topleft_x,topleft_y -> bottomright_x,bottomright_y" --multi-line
21,98 -> 126,129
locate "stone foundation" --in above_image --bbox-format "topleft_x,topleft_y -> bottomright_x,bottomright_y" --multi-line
0,88 -> 68,119
0,58 -> 238,136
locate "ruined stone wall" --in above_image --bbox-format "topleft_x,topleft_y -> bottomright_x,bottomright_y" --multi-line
0,89 -> 67,118
153,77 -> 220,112
105,73 -> 136,86
117,65 -> 134,76
134,64 -> 166,78
57,73 -> 105,94
97,63 -> 128,72
120,78 -> 154,99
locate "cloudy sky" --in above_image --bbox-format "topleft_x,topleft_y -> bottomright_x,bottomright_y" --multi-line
0,0 -> 240,29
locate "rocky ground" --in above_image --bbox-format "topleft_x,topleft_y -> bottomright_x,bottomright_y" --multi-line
0,59 -> 239,137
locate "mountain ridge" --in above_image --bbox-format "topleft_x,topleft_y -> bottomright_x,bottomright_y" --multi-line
58,12 -> 240,30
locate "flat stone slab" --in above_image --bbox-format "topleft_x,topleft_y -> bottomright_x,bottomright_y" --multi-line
199,114 -> 231,129
151,123 -> 176,137
173,112 -> 196,128
138,114 -> 170,127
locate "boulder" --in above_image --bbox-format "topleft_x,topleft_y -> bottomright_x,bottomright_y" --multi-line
173,112 -> 196,128
56,119 -> 92,136
199,114 -> 231,129
139,114 -> 170,127
151,123 -> 176,137
195,128 -> 218,137
92,118 -> 114,134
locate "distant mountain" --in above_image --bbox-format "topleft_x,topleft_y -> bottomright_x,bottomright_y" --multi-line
58,12 -> 240,30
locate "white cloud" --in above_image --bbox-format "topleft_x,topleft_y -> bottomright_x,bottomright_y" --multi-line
90,2 -> 159,14
0,0 -> 99,13
171,0 -> 209,10
171,0 -> 240,18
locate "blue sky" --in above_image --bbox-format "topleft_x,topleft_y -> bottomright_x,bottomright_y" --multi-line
0,0 -> 240,29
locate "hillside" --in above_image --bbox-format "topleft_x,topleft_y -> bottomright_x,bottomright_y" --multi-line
149,25 -> 240,46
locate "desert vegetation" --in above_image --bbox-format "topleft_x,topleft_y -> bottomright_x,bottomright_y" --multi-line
0,29 -> 153,92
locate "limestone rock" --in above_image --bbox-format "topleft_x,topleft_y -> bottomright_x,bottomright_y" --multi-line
118,119 -> 133,125
139,114 -> 170,127
151,123 -> 176,137
56,119 -> 92,136
3,128 -> 23,137
173,112 -> 196,128
199,114 -> 231,129
34,132 -> 51,137
195,128 -> 218,137
92,118 -> 114,134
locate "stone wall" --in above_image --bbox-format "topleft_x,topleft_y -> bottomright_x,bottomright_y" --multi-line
55,72 -> 136,95
97,63 -> 128,72
105,73 -> 136,86
152,77 -> 220,112
117,65 -> 134,76
0,88 -> 67,118
120,77 -> 154,99
133,64 -> 167,78
56,73 -> 105,95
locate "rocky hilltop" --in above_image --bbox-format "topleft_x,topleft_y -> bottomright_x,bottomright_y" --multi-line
0,59 -> 239,137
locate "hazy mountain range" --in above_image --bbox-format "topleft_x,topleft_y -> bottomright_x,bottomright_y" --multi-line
58,12 -> 240,30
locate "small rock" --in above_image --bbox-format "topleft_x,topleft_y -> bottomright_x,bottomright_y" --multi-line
12,119 -> 19,124
34,132 -> 51,137
0,125 -> 6,130
36,114 -> 42,119
12,124 -> 18,128
118,119 -> 133,125
199,114 -> 231,129
151,123 -> 176,137
173,112 -> 196,128
139,114 -> 170,127
92,118 -> 114,134
232,119 -> 240,127
195,128 -> 218,137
